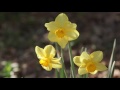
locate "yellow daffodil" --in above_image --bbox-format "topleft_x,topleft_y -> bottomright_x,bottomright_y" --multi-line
45,13 -> 79,48
35,45 -> 62,71
73,51 -> 107,75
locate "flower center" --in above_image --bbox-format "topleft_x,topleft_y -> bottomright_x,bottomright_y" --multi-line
86,62 -> 96,72
39,59 -> 49,67
55,29 -> 65,38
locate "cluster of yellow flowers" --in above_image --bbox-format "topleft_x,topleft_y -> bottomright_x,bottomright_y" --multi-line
35,13 -> 107,76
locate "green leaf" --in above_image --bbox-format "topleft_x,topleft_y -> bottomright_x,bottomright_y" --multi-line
108,39 -> 116,78
109,61 -> 115,78
55,43 -> 60,78
68,42 -> 75,78
80,47 -> 84,54
60,48 -> 67,78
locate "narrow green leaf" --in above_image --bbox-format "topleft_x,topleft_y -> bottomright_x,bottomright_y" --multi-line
82,74 -> 89,78
80,47 -> 84,54
55,43 -> 60,78
55,69 -> 60,78
60,48 -> 67,78
84,48 -> 87,52
70,67 -> 72,78
109,61 -> 116,78
68,42 -> 75,78
108,39 -> 116,78
85,74 -> 88,78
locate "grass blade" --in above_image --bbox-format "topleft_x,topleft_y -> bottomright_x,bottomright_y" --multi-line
109,61 -> 115,78
107,39 -> 116,78
80,47 -> 84,54
60,48 -> 67,78
55,43 -> 60,78
68,42 -> 75,78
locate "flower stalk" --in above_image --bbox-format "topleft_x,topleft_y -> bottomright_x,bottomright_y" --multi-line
68,42 -> 75,78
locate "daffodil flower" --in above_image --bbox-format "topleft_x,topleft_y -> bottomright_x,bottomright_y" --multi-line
35,45 -> 62,71
73,51 -> 107,75
45,13 -> 79,48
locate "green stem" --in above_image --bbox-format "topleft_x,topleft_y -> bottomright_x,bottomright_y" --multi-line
68,42 -> 75,78
79,75 -> 82,78
55,43 -> 60,78
60,48 -> 67,78
55,69 -> 60,78
82,74 -> 88,78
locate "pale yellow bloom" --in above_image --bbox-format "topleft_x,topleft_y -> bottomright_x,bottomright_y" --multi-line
35,45 -> 62,71
73,51 -> 107,75
45,13 -> 79,48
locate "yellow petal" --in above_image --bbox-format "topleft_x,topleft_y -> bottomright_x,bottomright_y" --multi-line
41,64 -> 52,71
90,51 -> 103,62
45,21 -> 58,32
80,52 -> 90,63
52,63 -> 62,68
51,58 -> 62,68
90,70 -> 98,74
44,45 -> 55,58
55,13 -> 68,27
95,63 -> 107,71
35,46 -> 45,59
57,37 -> 68,48
66,30 -> 79,41
48,32 -> 58,42
51,58 -> 61,64
73,56 -> 81,67
65,23 -> 77,30
78,67 -> 88,75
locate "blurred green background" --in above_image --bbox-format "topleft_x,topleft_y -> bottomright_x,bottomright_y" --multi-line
0,12 -> 120,78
